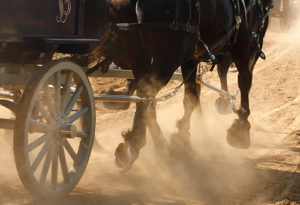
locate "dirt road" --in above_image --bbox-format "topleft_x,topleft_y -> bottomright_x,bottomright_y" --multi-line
0,20 -> 300,205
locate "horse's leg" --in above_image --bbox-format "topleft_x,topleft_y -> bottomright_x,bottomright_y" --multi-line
215,54 -> 233,114
170,59 -> 200,153
227,52 -> 257,149
115,57 -> 177,171
124,79 -> 136,95
217,54 -> 231,92
146,101 -> 168,154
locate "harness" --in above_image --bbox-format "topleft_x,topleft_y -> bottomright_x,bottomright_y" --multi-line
112,0 -> 200,35
88,0 -> 274,75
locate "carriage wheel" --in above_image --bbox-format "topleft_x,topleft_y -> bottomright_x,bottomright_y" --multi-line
14,62 -> 95,198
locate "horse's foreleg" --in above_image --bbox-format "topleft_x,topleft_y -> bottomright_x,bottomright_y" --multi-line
227,55 -> 255,149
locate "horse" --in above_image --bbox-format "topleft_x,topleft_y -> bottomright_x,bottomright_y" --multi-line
114,0 -> 273,171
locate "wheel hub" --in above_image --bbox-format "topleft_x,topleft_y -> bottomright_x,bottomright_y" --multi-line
60,124 -> 77,139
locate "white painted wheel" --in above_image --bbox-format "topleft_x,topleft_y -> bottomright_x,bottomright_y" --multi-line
14,62 -> 95,198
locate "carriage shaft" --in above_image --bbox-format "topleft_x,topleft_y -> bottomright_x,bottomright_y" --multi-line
88,68 -> 184,81
89,69 -> 238,102
94,94 -> 144,103
197,80 -> 236,100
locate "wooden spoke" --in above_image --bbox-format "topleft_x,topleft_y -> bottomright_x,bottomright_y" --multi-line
36,99 -> 55,125
66,107 -> 89,124
61,72 -> 73,112
55,71 -> 61,116
31,140 -> 50,173
30,119 -> 51,133
44,85 -> 57,119
27,133 -> 50,152
39,148 -> 52,185
64,86 -> 83,118
63,139 -> 79,165
58,146 -> 70,183
51,148 -> 58,187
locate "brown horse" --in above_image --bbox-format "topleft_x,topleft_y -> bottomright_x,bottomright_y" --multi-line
114,0 -> 273,171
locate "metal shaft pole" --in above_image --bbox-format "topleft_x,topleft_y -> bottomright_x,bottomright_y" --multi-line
197,80 -> 236,100
94,94 -> 145,103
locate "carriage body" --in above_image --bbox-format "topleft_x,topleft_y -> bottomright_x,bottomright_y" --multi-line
0,0 -> 84,38
0,0 -> 101,64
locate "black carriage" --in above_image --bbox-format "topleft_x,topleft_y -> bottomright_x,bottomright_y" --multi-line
0,0 -> 99,198
270,0 -> 300,30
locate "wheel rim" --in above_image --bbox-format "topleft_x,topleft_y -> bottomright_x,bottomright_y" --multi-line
14,62 -> 95,197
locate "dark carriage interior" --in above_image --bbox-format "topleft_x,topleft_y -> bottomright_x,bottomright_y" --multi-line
0,0 -> 103,63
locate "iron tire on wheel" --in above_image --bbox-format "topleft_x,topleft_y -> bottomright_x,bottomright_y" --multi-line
14,62 -> 95,198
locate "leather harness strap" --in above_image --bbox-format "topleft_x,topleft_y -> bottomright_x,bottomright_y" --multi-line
111,22 -> 199,34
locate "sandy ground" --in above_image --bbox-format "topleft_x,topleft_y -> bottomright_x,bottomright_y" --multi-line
0,18 -> 300,205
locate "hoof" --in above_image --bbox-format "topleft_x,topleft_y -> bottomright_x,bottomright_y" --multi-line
102,90 -> 130,110
227,120 -> 251,149
115,142 -> 138,172
215,97 -> 233,115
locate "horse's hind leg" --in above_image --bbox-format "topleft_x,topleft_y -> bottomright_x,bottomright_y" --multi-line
170,59 -> 200,154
